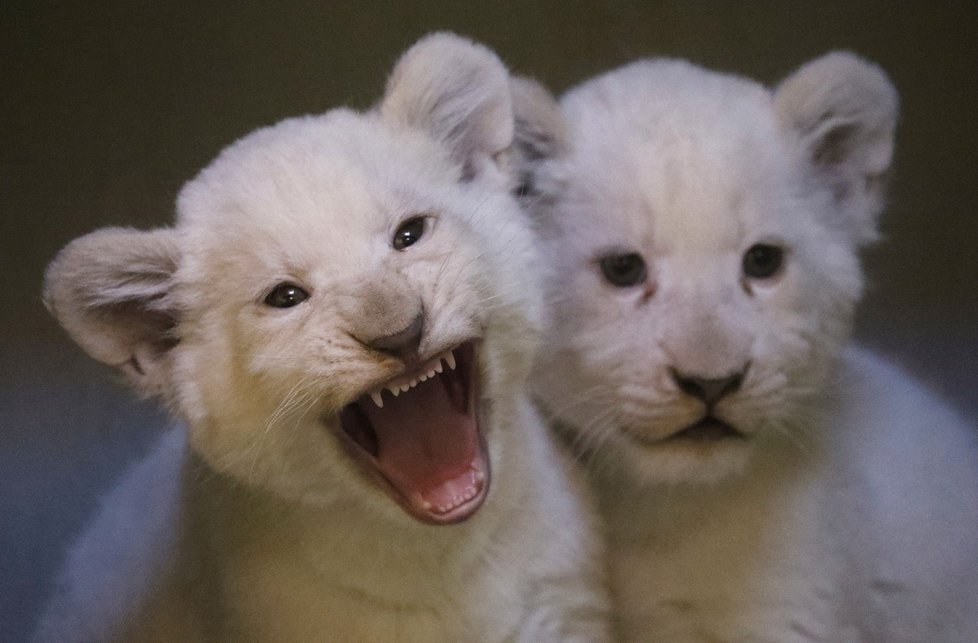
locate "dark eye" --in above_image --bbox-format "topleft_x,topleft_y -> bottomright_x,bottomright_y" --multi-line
742,244 -> 784,279
599,252 -> 647,287
264,283 -> 309,308
393,217 -> 427,250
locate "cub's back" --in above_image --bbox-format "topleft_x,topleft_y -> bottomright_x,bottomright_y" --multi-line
34,430 -> 190,642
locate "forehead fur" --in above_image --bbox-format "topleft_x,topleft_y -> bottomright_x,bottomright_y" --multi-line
554,60 -> 811,254
172,109 -> 469,288
178,110 -> 456,233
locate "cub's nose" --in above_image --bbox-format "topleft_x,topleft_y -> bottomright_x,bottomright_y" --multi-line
670,367 -> 747,406
363,312 -> 424,361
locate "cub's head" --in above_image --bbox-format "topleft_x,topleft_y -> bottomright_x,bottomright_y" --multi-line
515,53 -> 897,483
44,33 -> 541,525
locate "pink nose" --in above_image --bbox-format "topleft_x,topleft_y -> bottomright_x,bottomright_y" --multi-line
362,312 -> 424,360
669,366 -> 747,406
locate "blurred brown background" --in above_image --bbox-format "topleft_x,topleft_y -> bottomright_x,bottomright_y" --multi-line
1,1 -> 975,639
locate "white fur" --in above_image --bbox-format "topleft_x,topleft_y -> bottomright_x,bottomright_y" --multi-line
37,33 -> 609,642
516,55 -> 978,641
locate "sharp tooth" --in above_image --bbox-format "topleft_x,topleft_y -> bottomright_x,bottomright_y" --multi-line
445,351 -> 456,370
370,391 -> 384,408
388,386 -> 400,397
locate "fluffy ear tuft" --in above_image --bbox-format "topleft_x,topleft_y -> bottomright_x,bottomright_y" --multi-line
510,76 -> 567,199
380,32 -> 513,180
775,51 -> 898,244
43,227 -> 181,397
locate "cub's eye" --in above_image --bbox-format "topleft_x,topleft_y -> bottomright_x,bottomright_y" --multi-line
264,283 -> 309,308
599,252 -> 647,287
742,244 -> 785,280
393,217 -> 427,250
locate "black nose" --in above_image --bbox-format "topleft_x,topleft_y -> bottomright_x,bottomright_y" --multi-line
365,312 -> 424,360
670,367 -> 746,406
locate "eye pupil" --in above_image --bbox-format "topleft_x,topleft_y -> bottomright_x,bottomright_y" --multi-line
742,244 -> 784,279
599,252 -> 647,287
393,217 -> 426,250
264,283 -> 309,308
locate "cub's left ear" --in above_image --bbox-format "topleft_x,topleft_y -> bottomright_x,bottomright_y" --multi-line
774,52 -> 898,244
380,32 -> 513,182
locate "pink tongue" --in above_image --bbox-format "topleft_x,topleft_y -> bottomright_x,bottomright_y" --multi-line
360,374 -> 479,511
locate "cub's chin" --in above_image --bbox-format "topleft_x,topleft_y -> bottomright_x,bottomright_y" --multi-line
612,417 -> 753,485
332,341 -> 491,525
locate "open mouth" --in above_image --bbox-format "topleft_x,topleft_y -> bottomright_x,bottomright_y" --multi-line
337,341 -> 488,525
667,416 -> 744,442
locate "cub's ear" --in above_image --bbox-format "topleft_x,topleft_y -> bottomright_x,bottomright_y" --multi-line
775,51 -> 898,244
380,32 -> 513,181
510,76 -> 567,200
43,227 -> 181,398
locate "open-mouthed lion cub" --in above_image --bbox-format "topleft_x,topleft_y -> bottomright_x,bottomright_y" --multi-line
514,54 -> 978,641
37,33 -> 609,642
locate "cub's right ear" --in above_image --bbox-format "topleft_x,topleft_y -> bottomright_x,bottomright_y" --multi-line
510,76 -> 567,200
43,227 -> 181,398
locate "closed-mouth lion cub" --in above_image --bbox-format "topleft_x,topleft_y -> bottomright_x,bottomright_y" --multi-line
514,54 -> 978,641
37,33 -> 608,642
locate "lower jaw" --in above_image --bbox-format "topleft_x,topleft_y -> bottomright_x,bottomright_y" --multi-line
621,429 -> 744,449
618,438 -> 754,486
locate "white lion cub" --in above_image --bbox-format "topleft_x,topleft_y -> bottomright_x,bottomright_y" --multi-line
37,34 -> 609,641
514,54 -> 978,641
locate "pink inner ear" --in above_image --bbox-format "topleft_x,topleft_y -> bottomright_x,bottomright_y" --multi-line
811,123 -> 860,168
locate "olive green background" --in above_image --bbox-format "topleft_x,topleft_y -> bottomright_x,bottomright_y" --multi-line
2,1 -> 975,639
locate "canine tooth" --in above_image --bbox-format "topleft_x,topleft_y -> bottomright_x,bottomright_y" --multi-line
445,351 -> 456,370
370,391 -> 384,408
